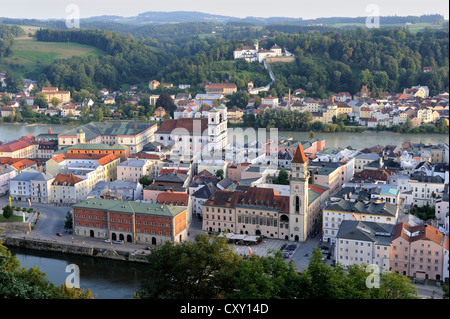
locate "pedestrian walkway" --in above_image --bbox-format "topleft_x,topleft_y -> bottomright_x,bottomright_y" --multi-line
231,237 -> 292,258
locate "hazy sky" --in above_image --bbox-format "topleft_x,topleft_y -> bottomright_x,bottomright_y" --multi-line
1,0 -> 448,20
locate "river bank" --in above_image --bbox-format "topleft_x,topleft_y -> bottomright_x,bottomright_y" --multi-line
2,235 -> 150,264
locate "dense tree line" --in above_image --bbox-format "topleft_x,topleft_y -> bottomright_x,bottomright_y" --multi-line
0,24 -> 24,60
295,14 -> 444,27
135,234 -> 421,299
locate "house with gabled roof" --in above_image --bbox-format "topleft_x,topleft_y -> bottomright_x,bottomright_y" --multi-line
390,222 -> 447,281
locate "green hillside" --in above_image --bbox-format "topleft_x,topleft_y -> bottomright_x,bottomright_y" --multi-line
0,36 -> 104,78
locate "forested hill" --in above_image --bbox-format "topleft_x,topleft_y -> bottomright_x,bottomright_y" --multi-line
262,27 -> 449,98
18,26 -> 450,98
33,29 -> 172,91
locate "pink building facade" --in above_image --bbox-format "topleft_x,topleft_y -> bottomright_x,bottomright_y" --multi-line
390,223 -> 447,281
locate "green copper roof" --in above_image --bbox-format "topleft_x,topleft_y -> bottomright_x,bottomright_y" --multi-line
308,189 -> 321,206
73,198 -> 186,218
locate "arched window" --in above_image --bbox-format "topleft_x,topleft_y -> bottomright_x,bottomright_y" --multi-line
295,196 -> 300,213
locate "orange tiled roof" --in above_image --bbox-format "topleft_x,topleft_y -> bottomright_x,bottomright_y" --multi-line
156,191 -> 189,206
96,154 -> 120,165
0,139 -> 34,153
204,187 -> 289,213
292,143 -> 308,164
394,223 -> 445,246
0,157 -> 36,171
53,173 -> 83,186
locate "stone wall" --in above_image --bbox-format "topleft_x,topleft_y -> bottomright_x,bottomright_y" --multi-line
2,237 -> 149,263
266,56 -> 295,63
0,216 -> 34,233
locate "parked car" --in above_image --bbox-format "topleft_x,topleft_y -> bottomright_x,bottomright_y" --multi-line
104,239 -> 111,243
286,244 -> 297,251
56,232 -> 63,237
113,240 -> 124,244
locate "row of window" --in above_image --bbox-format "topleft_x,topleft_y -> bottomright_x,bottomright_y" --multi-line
246,215 -> 279,227
393,263 -> 440,271
75,222 -> 171,235
75,213 -> 170,227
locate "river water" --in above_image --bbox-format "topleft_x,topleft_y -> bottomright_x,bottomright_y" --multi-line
1,123 -> 448,299
0,123 -> 448,149
8,247 -> 148,299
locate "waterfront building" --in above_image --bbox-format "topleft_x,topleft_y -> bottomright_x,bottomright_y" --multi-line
72,198 -> 188,245
0,138 -> 37,159
155,106 -> 227,158
57,122 -> 157,154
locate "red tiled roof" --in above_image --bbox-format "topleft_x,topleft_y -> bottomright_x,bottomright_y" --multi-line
292,143 -> 308,164
354,169 -> 390,181
96,154 -> 120,165
156,191 -> 189,206
204,187 -> 290,213
309,184 -> 327,195
0,157 -> 36,171
394,223 -> 445,246
129,153 -> 163,160
159,168 -> 189,175
53,173 -> 83,186
156,118 -> 208,134
195,169 -> 216,178
0,139 -> 34,153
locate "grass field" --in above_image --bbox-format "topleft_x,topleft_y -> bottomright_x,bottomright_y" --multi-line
331,21 -> 447,33
0,36 -> 104,78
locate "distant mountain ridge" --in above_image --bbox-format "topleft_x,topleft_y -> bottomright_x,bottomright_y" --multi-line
78,11 -> 306,25
77,11 -> 444,26
0,11 -> 444,28
81,11 -> 238,25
